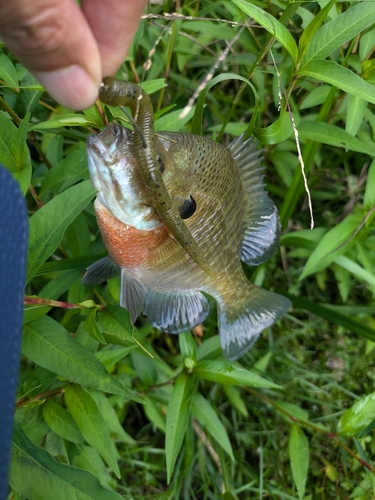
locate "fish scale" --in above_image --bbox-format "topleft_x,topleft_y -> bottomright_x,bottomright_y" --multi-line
83,78 -> 291,360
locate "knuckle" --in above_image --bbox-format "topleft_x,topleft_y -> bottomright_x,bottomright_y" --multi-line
1,5 -> 71,59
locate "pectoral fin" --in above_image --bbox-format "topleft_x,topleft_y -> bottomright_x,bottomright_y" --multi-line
143,290 -> 210,333
82,256 -> 120,285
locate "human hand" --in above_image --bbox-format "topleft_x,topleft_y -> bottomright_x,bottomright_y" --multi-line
0,0 -> 148,109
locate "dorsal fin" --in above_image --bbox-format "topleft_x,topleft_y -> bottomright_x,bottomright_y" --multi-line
228,133 -> 280,266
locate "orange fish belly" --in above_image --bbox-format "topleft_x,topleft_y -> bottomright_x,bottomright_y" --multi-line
94,201 -> 167,268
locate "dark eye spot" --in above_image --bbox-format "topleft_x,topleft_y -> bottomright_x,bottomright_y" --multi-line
179,195 -> 196,219
157,156 -> 165,174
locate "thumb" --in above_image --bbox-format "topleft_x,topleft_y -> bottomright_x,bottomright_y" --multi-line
0,0 -> 102,109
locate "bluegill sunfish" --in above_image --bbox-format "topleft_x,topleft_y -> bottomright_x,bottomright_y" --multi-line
83,78 -> 291,360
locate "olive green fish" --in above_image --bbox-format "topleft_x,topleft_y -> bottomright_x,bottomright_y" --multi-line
83,78 -> 291,360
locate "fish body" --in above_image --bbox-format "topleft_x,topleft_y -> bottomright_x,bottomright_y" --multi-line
83,79 -> 290,360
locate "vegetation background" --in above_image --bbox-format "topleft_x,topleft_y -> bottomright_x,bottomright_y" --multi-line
1,0 -> 375,498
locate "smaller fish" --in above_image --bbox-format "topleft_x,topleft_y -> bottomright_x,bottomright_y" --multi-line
83,79 -> 290,360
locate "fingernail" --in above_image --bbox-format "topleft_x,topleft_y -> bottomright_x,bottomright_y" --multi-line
34,65 -> 100,110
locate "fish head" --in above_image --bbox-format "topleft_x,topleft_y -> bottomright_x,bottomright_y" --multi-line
87,123 -> 162,230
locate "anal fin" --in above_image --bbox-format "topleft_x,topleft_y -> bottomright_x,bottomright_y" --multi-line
120,269 -> 148,324
144,290 -> 210,333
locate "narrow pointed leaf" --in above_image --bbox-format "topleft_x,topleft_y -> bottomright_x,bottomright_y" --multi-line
27,180 -> 96,283
41,149 -> 88,194
74,445 -> 113,489
166,373 -> 194,482
337,391 -> 375,437
42,400 -> 85,444
345,95 -> 367,137
303,2 -> 375,65
87,388 -> 136,445
299,0 -> 337,58
299,60 -> 375,107
194,360 -> 281,389
288,295 -> 375,342
22,316 -> 143,402
192,393 -> 234,460
232,0 -> 298,63
289,423 -> 309,500
300,212 -> 364,279
298,121 -> 374,155
10,422 -> 123,500
0,53 -> 19,86
253,108 -> 294,145
65,384 -> 120,478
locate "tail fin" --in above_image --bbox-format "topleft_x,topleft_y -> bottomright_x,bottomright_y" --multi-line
218,285 -> 291,361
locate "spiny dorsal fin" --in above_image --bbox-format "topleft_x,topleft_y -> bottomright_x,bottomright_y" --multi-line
228,133 -> 280,266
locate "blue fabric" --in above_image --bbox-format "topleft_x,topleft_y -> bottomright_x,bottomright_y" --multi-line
0,166 -> 28,500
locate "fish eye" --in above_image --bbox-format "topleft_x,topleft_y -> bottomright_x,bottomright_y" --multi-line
157,156 -> 165,174
179,195 -> 196,219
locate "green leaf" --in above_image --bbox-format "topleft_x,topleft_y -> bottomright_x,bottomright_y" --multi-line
10,422 -> 123,500
42,400 -> 85,444
98,304 -> 134,344
143,394 -> 166,433
87,388 -> 136,445
223,385 -> 248,418
179,331 -> 197,364
196,335 -> 222,360
345,95 -> 367,137
140,79 -> 167,94
298,120 -> 374,155
253,108 -> 294,145
363,158 -> 375,210
194,360 -> 281,389
29,114 -> 97,131
302,2 -> 375,65
299,212 -> 364,279
298,60 -> 375,107
334,255 -> 375,288
288,295 -> 375,342
337,391 -> 375,437
155,106 -> 195,132
27,180 -> 96,283
191,72 -> 258,137
0,53 -> 19,86
22,316 -> 143,402
299,0 -> 337,58
131,349 -> 158,386
74,445 -> 114,489
65,384 -> 120,478
96,345 -> 137,370
288,423 -> 309,500
85,308 -> 107,344
232,0 -> 298,63
166,372 -> 194,482
191,393 -> 234,460
41,149 -> 88,194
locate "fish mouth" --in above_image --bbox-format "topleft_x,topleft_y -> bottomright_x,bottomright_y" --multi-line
87,123 -> 161,230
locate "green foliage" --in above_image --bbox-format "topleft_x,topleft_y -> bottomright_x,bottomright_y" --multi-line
1,0 -> 375,498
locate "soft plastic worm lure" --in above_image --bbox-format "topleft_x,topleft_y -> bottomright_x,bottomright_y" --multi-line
99,78 -> 212,275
